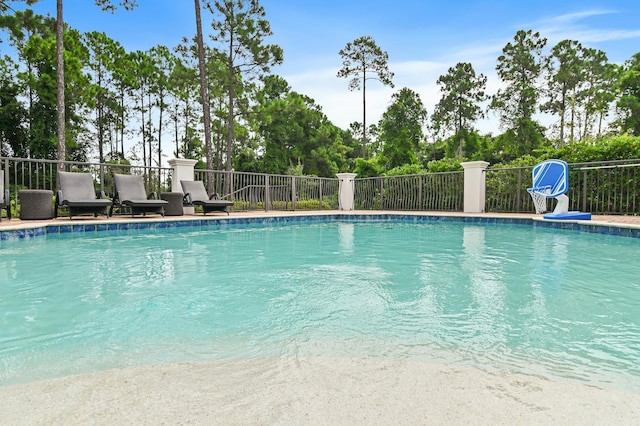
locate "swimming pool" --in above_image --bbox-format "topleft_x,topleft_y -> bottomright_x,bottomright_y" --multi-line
1,217 -> 639,392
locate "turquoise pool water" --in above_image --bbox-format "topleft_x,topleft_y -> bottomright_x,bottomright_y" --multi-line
1,220 -> 639,391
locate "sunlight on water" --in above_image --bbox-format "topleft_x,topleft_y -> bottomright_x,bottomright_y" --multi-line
0,220 -> 639,392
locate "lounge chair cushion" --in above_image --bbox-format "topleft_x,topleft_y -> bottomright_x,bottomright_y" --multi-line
59,171 -> 104,202
112,174 -> 167,216
56,171 -> 112,218
180,180 -> 210,203
180,180 -> 233,215
113,174 -> 152,202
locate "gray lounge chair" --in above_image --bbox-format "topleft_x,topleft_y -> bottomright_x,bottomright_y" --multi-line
0,170 -> 11,221
55,171 -> 112,219
111,174 -> 168,217
181,180 -> 233,215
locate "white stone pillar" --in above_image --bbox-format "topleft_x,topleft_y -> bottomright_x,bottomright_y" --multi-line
460,161 -> 490,213
336,172 -> 357,211
169,158 -> 198,214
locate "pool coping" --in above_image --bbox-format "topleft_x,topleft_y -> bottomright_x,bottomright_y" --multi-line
2,211 -> 640,241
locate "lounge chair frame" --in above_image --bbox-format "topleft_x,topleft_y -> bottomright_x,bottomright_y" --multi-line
0,170 -> 11,221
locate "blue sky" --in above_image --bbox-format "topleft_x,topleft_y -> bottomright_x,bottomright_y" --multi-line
28,0 -> 640,136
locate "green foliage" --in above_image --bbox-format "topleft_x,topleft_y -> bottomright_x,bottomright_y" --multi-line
254,88 -> 345,177
490,30 -> 547,154
285,160 -> 304,176
442,129 -> 483,158
487,136 -> 640,170
94,0 -> 138,12
384,163 -> 427,176
208,0 -> 284,171
377,87 -> 426,169
538,135 -> 640,163
432,62 -> 487,139
1,4 -> 640,184
353,157 -> 383,178
233,146 -> 264,173
0,57 -> 28,157
616,52 -> 640,136
291,199 -> 333,210
426,157 -> 463,172
241,199 -> 333,211
542,39 -> 583,142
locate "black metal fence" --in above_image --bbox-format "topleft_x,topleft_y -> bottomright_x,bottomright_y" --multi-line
193,169 -> 339,211
1,157 -> 172,201
0,157 -> 340,216
3,156 -> 640,218
354,172 -> 464,211
485,159 -> 640,215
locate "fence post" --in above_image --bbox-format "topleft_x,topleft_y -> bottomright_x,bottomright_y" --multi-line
516,169 -> 522,212
291,176 -> 297,210
582,170 -> 588,212
336,173 -> 357,210
265,174 -> 270,212
168,158 -> 197,214
461,161 -> 490,213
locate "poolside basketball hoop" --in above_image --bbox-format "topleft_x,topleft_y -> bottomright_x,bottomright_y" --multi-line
527,159 -> 591,220
528,186 -> 551,214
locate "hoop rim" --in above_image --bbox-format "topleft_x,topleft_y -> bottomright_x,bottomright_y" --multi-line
527,185 -> 552,196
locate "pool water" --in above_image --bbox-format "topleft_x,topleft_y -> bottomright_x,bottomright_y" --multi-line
1,220 -> 639,391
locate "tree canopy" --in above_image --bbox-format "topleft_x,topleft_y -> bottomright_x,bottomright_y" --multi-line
0,3 -> 639,179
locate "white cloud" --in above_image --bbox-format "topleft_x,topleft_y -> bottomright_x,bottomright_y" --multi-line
282,7 -> 640,139
284,55 -> 504,135
528,9 -> 640,52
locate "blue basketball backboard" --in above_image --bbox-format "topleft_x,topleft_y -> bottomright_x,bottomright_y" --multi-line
530,159 -> 568,197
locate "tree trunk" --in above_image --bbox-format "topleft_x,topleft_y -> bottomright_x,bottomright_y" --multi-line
158,97 -> 163,179
194,0 -> 213,193
55,0 -> 65,172
98,71 -> 104,164
119,92 -> 125,157
227,69 -> 234,173
141,88 -> 146,180
174,111 -> 179,158
361,67 -> 367,159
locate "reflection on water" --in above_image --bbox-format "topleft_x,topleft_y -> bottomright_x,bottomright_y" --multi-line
338,222 -> 354,254
462,226 -> 508,349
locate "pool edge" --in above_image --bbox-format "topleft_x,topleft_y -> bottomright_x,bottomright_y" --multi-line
2,212 -> 640,241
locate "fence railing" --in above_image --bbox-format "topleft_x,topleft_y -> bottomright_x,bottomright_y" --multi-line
193,169 -> 339,211
1,157 -> 173,203
0,157 -> 340,216
3,156 -> 640,217
354,172 -> 464,211
485,159 -> 640,215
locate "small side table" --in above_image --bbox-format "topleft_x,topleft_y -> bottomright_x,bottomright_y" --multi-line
160,192 -> 184,216
19,189 -> 54,220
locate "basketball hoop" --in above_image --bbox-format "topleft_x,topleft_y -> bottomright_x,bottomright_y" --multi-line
528,187 -> 551,214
